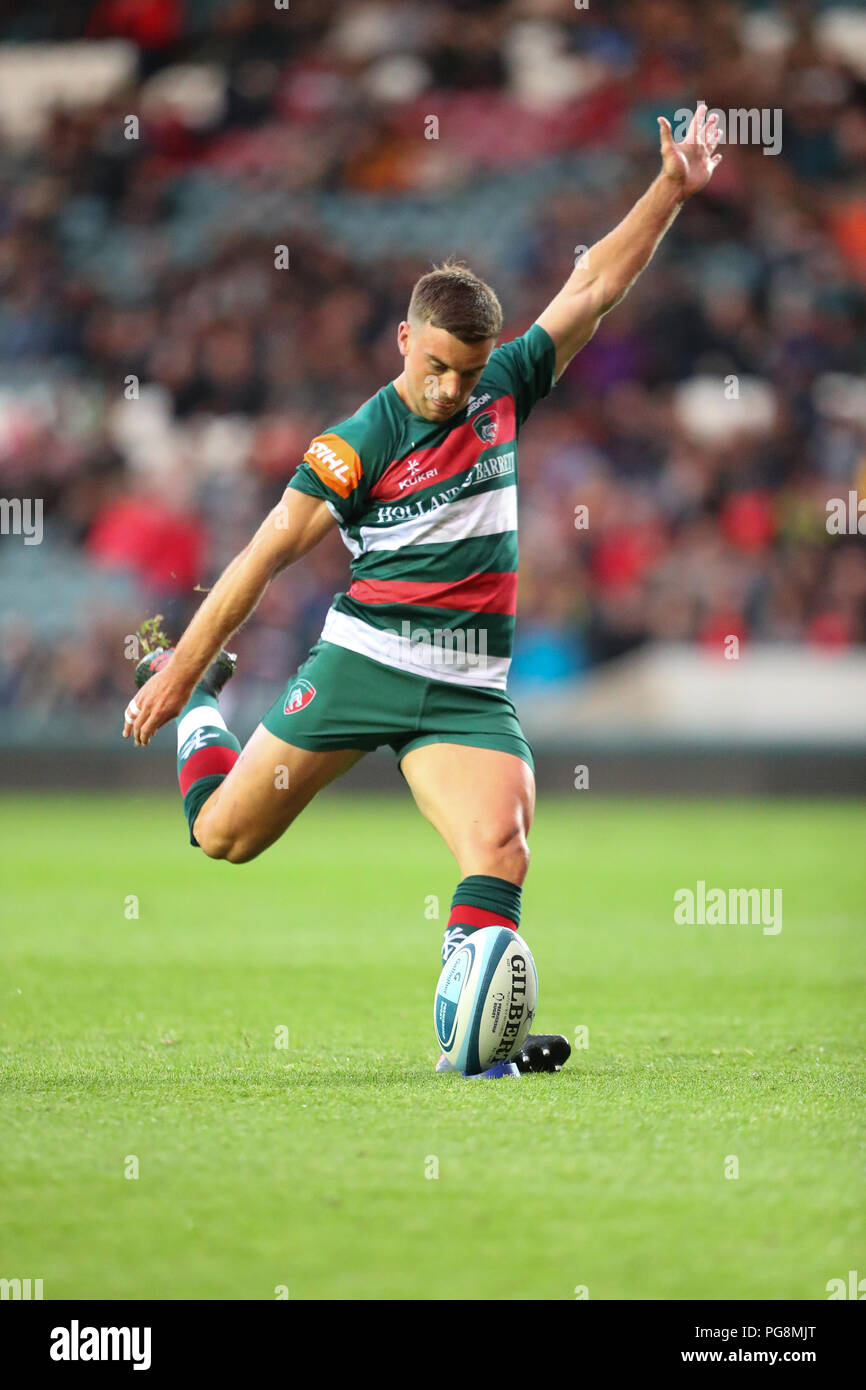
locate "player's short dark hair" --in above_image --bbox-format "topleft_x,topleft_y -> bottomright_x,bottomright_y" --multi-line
408,259 -> 503,343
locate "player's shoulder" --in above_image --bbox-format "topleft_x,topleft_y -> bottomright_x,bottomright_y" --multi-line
482,322 -> 555,387
476,322 -> 557,426
303,383 -> 409,495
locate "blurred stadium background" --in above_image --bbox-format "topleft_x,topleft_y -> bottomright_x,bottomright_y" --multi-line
1,0 -> 865,791
3,0 -> 865,1309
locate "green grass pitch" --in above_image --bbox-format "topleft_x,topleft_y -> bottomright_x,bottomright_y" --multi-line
1,792 -> 864,1301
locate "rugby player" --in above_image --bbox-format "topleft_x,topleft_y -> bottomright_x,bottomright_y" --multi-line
123,106 -> 722,1077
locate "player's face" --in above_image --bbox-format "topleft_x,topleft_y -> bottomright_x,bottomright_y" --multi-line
397,320 -> 495,422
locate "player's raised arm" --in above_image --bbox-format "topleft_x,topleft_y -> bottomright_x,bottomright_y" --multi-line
536,102 -> 723,382
123,488 -> 337,746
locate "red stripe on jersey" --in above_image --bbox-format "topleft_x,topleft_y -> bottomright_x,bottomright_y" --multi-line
370,394 -> 516,502
448,905 -> 517,932
347,570 -> 517,615
178,745 -> 239,796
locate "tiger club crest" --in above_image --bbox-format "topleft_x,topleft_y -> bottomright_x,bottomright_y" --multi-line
284,678 -> 317,714
471,408 -> 499,445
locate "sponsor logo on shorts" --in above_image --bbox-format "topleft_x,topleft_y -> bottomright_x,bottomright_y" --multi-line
284,678 -> 316,714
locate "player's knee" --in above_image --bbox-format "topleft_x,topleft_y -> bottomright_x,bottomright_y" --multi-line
467,823 -> 530,883
500,829 -> 530,883
223,840 -> 260,864
194,813 -> 260,865
201,834 -> 260,864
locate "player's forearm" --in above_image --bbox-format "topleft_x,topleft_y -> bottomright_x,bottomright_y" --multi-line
574,172 -> 684,314
536,171 -> 686,377
163,491 -> 335,694
166,544 -> 274,694
538,108 -> 721,380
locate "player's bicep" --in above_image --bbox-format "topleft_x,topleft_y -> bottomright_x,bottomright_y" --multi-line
535,282 -> 605,382
252,488 -> 338,576
287,429 -> 367,525
488,323 -> 559,424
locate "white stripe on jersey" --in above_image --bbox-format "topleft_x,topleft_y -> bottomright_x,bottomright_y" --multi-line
326,498 -> 363,558
356,482 -> 517,554
320,608 -> 511,689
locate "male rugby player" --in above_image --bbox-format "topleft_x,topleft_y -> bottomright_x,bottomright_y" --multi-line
124,107 -> 722,1077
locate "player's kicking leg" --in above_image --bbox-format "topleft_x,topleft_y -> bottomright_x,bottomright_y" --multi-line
400,741 -> 571,1078
133,648 -> 363,860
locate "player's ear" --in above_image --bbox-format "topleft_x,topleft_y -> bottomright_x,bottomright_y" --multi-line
397,320 -> 411,358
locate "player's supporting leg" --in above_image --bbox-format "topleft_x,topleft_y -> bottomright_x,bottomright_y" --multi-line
400,740 -> 533,952
136,650 -> 363,861
400,741 -> 570,1075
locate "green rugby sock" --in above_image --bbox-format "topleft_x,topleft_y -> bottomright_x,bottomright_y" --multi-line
176,689 -> 241,846
442,874 -> 522,964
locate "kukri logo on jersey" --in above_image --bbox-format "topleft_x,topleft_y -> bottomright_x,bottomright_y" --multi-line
397,458 -> 439,492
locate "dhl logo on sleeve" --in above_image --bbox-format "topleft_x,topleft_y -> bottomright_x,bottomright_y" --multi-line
303,433 -> 363,498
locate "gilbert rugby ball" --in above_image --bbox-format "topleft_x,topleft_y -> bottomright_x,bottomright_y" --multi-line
434,926 -> 538,1076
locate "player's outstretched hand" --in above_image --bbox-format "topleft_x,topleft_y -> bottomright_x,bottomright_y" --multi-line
122,665 -> 189,748
658,101 -> 723,198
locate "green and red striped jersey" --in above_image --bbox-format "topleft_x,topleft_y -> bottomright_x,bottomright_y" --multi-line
288,323 -> 556,689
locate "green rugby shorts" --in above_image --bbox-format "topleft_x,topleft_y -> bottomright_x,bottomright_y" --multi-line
261,639 -> 533,770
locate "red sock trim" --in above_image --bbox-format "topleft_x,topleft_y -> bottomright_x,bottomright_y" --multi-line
179,746 -> 239,797
447,904 -> 517,933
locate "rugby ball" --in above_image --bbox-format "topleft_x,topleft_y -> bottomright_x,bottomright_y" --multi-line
434,926 -> 538,1075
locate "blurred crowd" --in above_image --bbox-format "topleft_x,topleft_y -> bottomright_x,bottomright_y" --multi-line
0,0 -> 865,727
